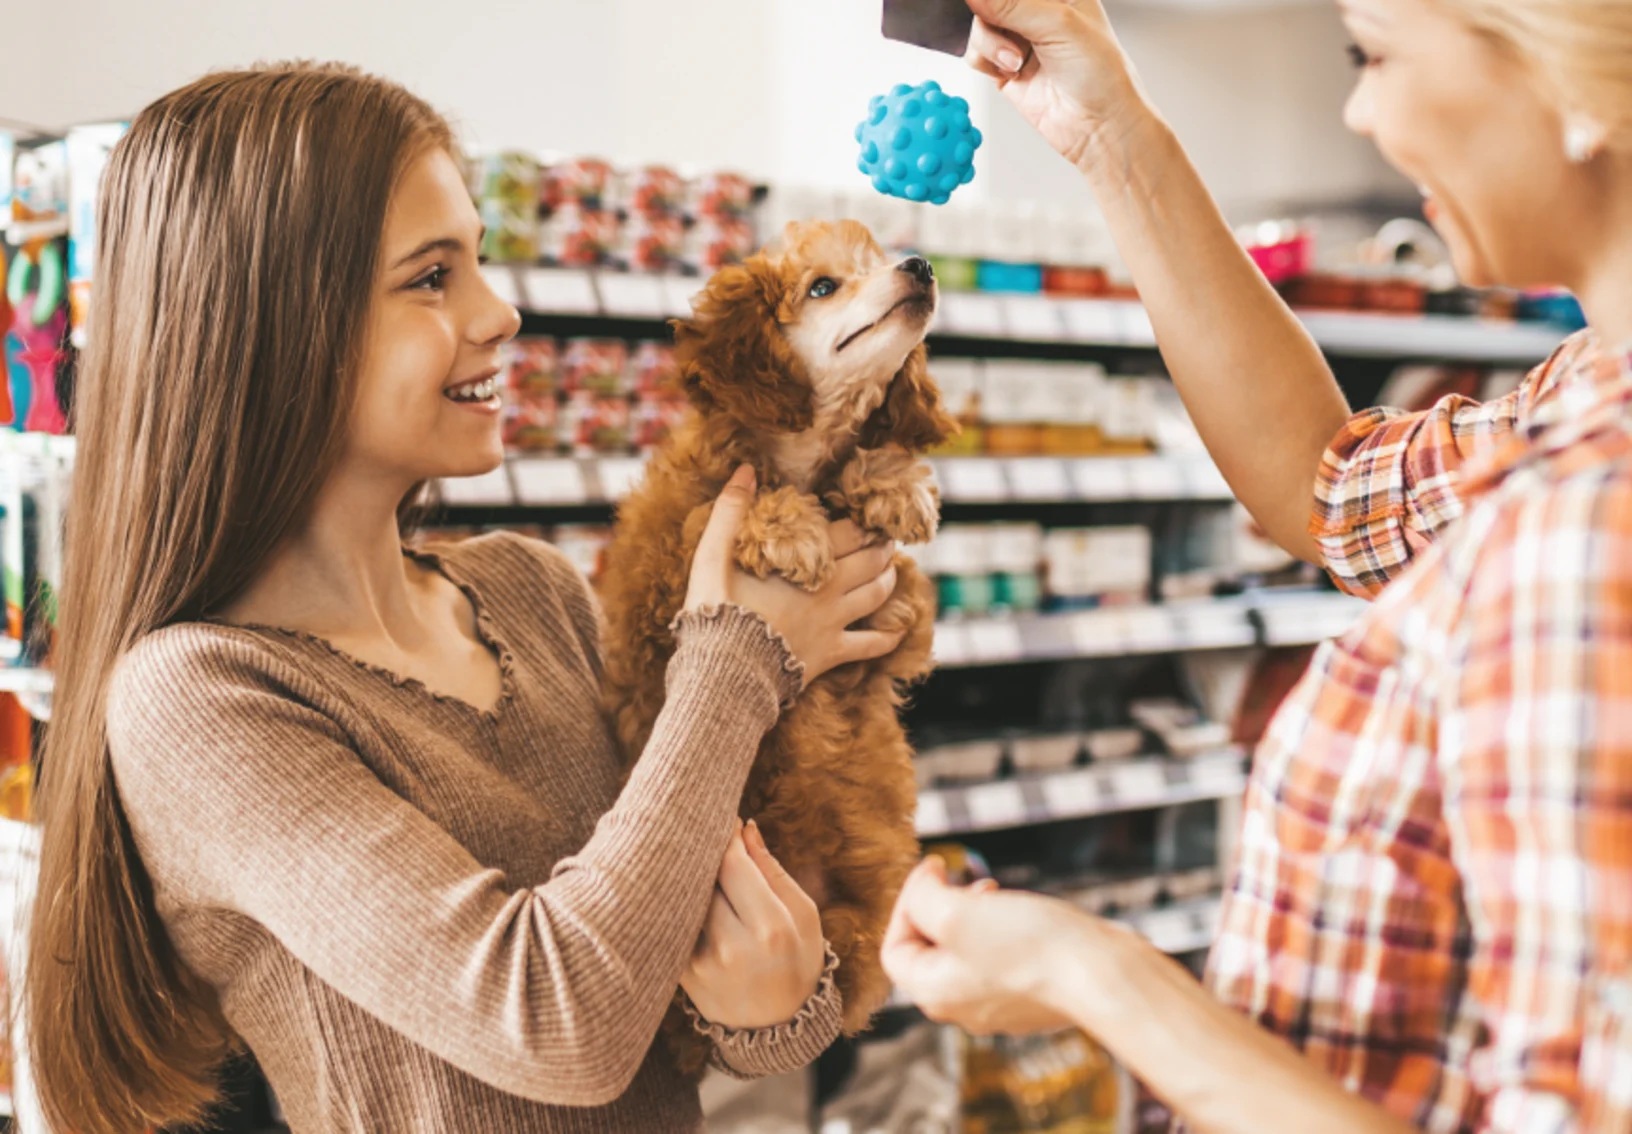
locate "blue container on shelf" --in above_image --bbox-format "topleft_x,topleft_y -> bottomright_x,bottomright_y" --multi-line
1516,290 -> 1587,331
976,260 -> 1044,294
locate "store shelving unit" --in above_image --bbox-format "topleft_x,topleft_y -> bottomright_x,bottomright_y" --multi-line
438,263 -> 1561,980
479,264 -> 1569,365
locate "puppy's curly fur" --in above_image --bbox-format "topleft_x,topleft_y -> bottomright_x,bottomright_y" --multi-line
598,220 -> 954,1075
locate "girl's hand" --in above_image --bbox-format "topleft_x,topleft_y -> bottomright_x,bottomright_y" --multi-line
685,467 -> 903,682
882,857 -> 1139,1036
682,820 -> 828,1030
963,0 -> 1154,170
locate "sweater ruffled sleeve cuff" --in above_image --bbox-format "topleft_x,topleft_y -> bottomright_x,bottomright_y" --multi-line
667,603 -> 806,711
683,942 -> 843,1081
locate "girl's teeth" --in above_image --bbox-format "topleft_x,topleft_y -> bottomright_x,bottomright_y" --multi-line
448,378 -> 498,401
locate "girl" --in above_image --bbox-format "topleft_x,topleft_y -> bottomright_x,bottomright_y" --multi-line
26,63 -> 902,1133
885,0 -> 1632,1131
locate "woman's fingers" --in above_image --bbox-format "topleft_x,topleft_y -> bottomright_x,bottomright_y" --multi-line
835,564 -> 898,626
966,15 -> 1032,78
830,542 -> 896,595
715,824 -> 793,931
828,519 -> 869,560
686,466 -> 757,609
743,821 -> 822,935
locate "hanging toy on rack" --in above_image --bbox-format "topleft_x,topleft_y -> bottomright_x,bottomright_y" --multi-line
6,143 -> 71,435
855,80 -> 982,205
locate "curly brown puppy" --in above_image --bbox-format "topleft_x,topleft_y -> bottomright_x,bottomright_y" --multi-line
597,218 -> 953,1074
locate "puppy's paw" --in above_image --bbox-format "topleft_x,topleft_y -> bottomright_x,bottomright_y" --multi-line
829,448 -> 940,545
736,485 -> 834,590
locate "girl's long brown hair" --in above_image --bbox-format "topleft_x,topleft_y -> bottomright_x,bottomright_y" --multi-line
26,62 -> 451,1133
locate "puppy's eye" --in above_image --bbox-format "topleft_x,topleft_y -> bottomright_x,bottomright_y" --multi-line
808,277 -> 839,299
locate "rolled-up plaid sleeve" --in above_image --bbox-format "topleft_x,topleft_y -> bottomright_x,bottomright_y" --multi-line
1311,333 -> 1594,598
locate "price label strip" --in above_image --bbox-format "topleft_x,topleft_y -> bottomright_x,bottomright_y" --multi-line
1006,458 -> 1072,501
914,790 -> 953,838
938,292 -> 1008,338
1107,760 -> 1170,808
596,273 -> 670,319
1040,768 -> 1104,820
938,458 -> 1009,502
510,458 -> 589,505
932,622 -> 970,666
479,265 -> 524,309
1072,458 -> 1131,501
1002,295 -> 1064,341
963,780 -> 1028,832
1058,299 -> 1122,345
965,618 -> 1025,663
595,457 -> 648,502
437,465 -> 514,506
522,268 -> 600,315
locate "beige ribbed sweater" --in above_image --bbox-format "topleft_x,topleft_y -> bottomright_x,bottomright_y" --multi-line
105,531 -> 842,1132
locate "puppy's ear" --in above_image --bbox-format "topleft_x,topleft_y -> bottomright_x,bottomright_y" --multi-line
671,256 -> 814,433
858,344 -> 956,452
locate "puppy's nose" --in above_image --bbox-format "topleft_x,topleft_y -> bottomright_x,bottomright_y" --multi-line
897,256 -> 935,287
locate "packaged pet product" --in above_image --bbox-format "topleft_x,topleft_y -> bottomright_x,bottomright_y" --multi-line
615,165 -> 686,217
560,338 -> 629,396
1042,526 -> 1152,608
960,1029 -> 1131,1134
987,522 -> 1044,614
502,336 -> 561,397
613,211 -> 684,274
682,214 -> 754,275
561,391 -> 632,456
541,157 -> 613,212
475,151 -> 542,265
542,202 -> 618,268
688,171 -> 754,221
65,122 -> 130,344
502,393 -> 560,455
627,341 -> 678,394
631,391 -> 687,454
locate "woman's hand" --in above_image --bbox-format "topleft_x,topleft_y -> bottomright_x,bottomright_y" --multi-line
682,820 -> 828,1030
882,857 -> 1141,1036
685,466 -> 903,682
963,0 -> 1153,170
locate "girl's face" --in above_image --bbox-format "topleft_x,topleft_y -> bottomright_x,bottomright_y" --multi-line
1340,0 -> 1593,290
344,147 -> 520,490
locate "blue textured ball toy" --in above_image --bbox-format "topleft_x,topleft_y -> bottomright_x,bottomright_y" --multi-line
855,81 -> 982,205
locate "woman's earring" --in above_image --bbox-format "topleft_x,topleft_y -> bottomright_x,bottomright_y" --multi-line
1564,115 -> 1607,164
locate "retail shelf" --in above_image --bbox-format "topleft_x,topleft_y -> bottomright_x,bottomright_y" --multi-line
491,264 -> 1569,365
915,748 -> 1245,838
1119,894 -> 1222,956
434,452 -> 1236,509
0,668 -> 54,722
933,590 -> 1363,667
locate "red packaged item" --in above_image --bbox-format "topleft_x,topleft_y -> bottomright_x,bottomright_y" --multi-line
690,172 -> 754,219
616,212 -> 685,273
619,165 -> 686,216
503,336 -> 560,397
561,338 -> 630,395
542,202 -> 619,267
633,391 -> 689,452
683,215 -> 755,274
629,341 -> 680,394
562,392 -> 633,455
541,157 -> 613,211
1042,264 -> 1109,297
502,393 -> 561,454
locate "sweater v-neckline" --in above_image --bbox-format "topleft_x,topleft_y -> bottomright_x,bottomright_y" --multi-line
207,544 -> 517,721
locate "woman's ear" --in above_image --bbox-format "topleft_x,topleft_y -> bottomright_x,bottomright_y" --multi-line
671,257 -> 814,432
858,345 -> 956,452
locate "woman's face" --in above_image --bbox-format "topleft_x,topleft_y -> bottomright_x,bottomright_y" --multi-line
1340,0 -> 1590,290
344,147 -> 520,489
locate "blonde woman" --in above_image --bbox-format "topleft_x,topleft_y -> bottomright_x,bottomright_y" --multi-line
884,0 -> 1632,1130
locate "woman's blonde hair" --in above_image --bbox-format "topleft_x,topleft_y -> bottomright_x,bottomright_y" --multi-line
26,61 -> 452,1133
1436,0 -> 1632,146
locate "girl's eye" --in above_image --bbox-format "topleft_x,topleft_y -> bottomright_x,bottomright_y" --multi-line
411,266 -> 450,291
808,277 -> 838,299
1346,43 -> 1379,69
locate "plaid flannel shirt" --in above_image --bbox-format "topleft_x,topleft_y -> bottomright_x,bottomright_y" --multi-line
1207,330 -> 1632,1132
